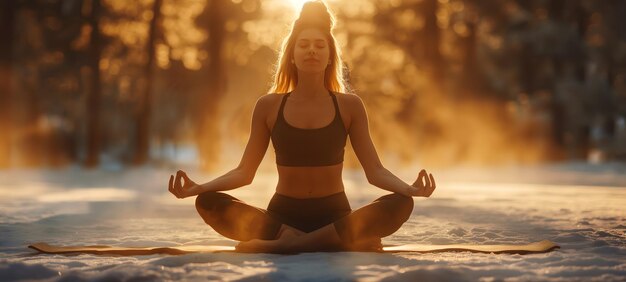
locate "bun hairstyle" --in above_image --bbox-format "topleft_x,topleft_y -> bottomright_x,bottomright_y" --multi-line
269,0 -> 347,94
294,1 -> 334,34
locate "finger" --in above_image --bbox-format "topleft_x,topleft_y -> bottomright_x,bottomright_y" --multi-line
418,170 -> 427,186
168,175 -> 174,192
174,171 -> 182,190
423,171 -> 431,188
429,173 -> 436,189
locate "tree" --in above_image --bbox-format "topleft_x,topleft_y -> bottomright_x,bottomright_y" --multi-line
85,0 -> 103,167
134,0 -> 163,165
0,1 -> 16,168
194,0 -> 228,170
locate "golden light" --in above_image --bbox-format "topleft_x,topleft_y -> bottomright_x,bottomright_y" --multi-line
286,0 -> 310,11
37,188 -> 137,203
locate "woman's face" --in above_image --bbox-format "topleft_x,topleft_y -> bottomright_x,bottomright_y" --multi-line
293,28 -> 330,74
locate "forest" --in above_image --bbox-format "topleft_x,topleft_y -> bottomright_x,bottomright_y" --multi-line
0,0 -> 625,170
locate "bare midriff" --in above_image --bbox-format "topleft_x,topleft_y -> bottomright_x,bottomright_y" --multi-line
275,162 -> 344,198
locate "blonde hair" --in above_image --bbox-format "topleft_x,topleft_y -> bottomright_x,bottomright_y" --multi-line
269,1 -> 347,94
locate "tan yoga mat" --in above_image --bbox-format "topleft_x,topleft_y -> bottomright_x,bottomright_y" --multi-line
29,240 -> 559,255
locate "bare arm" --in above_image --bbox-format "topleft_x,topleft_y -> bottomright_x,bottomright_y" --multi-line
169,95 -> 272,198
347,95 -> 435,197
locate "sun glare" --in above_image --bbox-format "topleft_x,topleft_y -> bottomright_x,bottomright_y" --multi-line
287,0 -> 310,11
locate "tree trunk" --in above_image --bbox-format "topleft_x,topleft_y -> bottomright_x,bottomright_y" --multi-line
574,2 -> 589,82
196,0 -> 227,171
85,0 -> 102,168
396,0 -> 442,123
422,0 -> 443,82
134,0 -> 162,165
0,1 -> 15,168
461,21 -> 481,95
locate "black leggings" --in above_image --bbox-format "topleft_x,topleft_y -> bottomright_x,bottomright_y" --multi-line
195,191 -> 413,244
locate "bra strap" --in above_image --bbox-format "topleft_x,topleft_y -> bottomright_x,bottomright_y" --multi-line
277,92 -> 290,121
329,92 -> 343,120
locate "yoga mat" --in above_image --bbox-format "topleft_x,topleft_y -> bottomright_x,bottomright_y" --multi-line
29,240 -> 559,255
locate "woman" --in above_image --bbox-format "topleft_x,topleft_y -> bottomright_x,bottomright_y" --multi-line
168,0 -> 436,253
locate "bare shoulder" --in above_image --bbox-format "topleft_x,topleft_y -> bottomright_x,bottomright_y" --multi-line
255,93 -> 286,130
333,92 -> 366,113
256,93 -> 283,107
254,93 -> 284,114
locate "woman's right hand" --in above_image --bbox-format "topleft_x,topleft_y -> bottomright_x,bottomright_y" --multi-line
411,169 -> 436,197
168,170 -> 202,199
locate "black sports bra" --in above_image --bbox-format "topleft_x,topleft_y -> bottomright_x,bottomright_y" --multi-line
270,92 -> 347,167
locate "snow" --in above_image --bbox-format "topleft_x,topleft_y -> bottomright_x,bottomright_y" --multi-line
1,162 -> 625,281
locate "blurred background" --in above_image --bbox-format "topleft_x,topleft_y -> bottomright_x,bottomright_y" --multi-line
0,0 -> 625,172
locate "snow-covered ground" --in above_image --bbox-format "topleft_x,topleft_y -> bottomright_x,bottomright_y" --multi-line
1,162 -> 625,281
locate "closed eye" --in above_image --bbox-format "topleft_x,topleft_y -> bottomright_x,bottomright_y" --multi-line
298,39 -> 327,47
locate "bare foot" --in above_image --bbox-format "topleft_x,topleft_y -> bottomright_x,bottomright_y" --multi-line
236,228 -> 301,253
275,225 -> 305,239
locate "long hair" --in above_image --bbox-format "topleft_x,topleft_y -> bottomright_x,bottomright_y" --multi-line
269,1 -> 346,94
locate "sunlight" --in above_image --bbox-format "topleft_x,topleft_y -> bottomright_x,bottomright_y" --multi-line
37,188 -> 137,203
286,0 -> 309,11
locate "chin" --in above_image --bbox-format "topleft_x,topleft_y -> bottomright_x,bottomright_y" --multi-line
298,67 -> 326,74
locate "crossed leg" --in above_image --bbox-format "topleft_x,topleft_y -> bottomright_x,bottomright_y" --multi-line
195,192 -> 414,253
195,192 -> 286,241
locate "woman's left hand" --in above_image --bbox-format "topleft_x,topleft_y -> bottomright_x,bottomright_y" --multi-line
410,169 -> 436,197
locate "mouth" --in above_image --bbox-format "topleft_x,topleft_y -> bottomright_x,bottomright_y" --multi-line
304,58 -> 319,63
